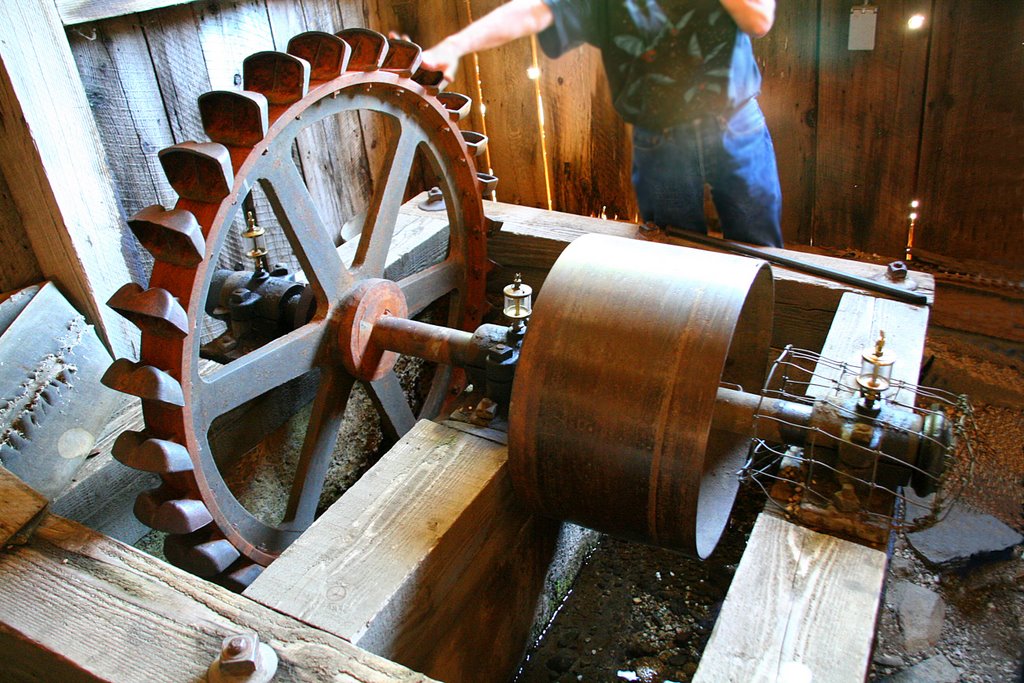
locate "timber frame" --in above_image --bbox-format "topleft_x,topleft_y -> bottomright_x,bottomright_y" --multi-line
0,2 -> 940,680
0,195 -> 935,682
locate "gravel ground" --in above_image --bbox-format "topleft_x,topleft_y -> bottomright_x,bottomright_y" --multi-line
516,332 -> 1024,683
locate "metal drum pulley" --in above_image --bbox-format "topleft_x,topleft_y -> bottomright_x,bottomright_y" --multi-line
508,234 -> 774,558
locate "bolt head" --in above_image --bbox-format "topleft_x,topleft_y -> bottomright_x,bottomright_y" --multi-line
220,633 -> 259,675
886,261 -> 909,281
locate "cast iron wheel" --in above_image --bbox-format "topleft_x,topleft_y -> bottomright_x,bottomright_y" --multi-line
102,30 -> 492,589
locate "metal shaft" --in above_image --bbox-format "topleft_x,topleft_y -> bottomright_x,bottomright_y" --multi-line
371,316 -> 505,370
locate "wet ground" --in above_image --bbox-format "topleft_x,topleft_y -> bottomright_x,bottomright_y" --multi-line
515,490 -> 762,683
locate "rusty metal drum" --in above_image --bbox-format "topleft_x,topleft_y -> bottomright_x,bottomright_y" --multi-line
508,234 -> 774,558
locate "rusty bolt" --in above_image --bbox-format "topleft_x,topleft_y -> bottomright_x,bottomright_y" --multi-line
490,343 -> 514,362
886,261 -> 909,281
220,633 -> 258,675
209,632 -> 278,683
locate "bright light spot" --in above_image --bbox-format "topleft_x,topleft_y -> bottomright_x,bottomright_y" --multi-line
526,66 -> 541,80
910,199 -> 920,208
909,212 -> 918,220
908,14 -> 926,30
480,103 -> 487,116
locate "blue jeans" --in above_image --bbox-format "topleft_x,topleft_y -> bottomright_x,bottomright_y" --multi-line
631,99 -> 783,247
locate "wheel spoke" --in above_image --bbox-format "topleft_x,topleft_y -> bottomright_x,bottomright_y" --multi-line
366,371 -> 417,442
198,324 -> 325,423
351,127 -> 424,277
399,259 -> 460,317
262,162 -> 350,299
282,370 -> 355,529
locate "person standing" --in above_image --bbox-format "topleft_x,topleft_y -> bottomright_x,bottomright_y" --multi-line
421,0 -> 783,247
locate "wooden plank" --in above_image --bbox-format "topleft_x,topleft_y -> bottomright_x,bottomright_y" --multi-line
0,466 -> 48,546
692,513 -> 887,683
806,292 -> 929,398
469,0 -> 550,209
58,0 -> 195,26
914,1 -> 1024,269
0,1 -> 137,358
0,173 -> 43,293
814,0 -> 931,256
246,420 -> 562,683
696,292 -> 929,681
754,4 -> 819,245
0,513 -> 437,682
541,41 -> 636,221
50,398 -> 157,544
476,199 -> 934,352
67,14 -> 178,283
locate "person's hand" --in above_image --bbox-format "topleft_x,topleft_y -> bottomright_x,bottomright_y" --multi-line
421,38 -> 463,82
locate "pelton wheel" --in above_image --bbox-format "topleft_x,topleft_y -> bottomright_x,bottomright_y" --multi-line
102,30 -> 492,588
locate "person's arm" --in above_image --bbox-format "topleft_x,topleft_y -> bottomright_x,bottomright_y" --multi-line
421,0 -> 554,81
718,0 -> 775,38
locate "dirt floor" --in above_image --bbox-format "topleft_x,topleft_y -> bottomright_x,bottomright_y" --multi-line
515,331 -> 1024,683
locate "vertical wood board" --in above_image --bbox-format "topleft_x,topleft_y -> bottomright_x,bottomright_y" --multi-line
814,0 -> 932,257
914,0 -> 1024,268
754,3 -> 819,245
542,42 -> 636,221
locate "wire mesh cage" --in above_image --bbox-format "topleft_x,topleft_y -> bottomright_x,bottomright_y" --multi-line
741,346 -> 976,545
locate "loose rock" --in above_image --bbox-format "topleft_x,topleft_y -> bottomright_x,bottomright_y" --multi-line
890,581 -> 945,655
879,654 -> 960,683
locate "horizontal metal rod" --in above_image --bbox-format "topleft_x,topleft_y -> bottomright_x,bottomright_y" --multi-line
371,317 -> 505,369
670,231 -> 930,306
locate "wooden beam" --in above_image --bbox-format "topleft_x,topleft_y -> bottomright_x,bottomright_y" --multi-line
0,2 -> 137,359
475,199 -> 934,352
695,292 -> 929,682
0,513 -> 437,682
692,513 -> 887,683
246,420 -> 562,683
57,0 -> 195,26
0,466 -> 48,546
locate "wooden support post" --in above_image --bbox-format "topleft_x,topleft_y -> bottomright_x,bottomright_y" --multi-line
246,420 -> 562,683
0,466 -> 48,547
0,513 -> 437,682
0,2 -> 137,359
694,292 -> 930,682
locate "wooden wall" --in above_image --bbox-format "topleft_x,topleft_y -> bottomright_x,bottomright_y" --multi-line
0,0 -> 1016,299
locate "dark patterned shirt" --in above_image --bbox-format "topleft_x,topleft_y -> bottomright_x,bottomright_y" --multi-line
539,0 -> 762,129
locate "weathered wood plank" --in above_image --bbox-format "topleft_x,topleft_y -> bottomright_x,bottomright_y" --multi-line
692,513 -> 887,683
50,398 -> 156,544
696,292 -> 929,681
914,0 -> 1024,269
814,0 -> 931,256
806,292 -> 929,398
0,1 -> 137,358
0,466 -> 48,546
0,514 -> 436,682
247,420 -> 561,683
0,174 -> 43,294
476,199 -> 934,352
58,0 -> 195,26
468,0 -> 550,210
541,41 -> 636,221
67,14 -> 178,283
754,4 -> 818,245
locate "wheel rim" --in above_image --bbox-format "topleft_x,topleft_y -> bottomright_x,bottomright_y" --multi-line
103,32 -> 489,583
